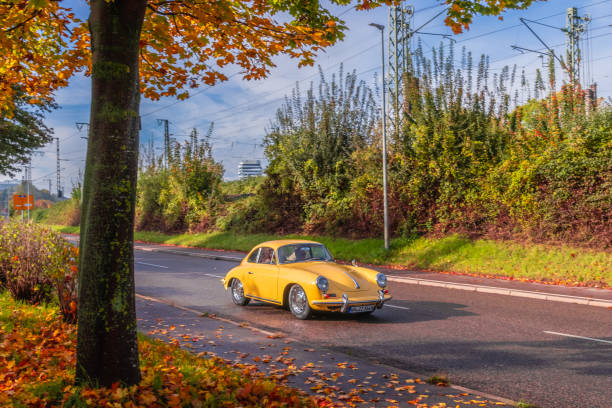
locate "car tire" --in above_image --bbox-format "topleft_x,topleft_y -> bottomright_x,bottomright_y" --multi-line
288,284 -> 312,320
230,278 -> 250,306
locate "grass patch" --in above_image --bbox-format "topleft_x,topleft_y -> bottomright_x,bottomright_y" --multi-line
48,225 -> 80,234
516,401 -> 539,408
0,290 -> 316,407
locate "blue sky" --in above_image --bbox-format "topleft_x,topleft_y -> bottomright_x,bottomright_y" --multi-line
10,0 -> 612,191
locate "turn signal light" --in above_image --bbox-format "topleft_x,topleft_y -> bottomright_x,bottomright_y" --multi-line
324,294 -> 330,299
384,289 -> 389,294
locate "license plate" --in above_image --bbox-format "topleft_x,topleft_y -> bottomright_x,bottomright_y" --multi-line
348,305 -> 375,313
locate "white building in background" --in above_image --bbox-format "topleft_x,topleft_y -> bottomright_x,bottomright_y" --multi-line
238,160 -> 263,180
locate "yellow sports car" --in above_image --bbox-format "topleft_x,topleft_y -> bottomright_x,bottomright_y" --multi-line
222,240 -> 391,319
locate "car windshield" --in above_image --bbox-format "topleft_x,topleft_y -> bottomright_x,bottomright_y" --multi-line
277,244 -> 334,264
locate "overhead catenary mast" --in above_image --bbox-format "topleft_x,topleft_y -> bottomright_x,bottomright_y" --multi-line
387,4 -> 413,142
157,119 -> 170,168
565,7 -> 590,86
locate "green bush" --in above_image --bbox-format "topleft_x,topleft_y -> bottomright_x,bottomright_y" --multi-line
136,134 -> 223,233
237,45 -> 611,248
0,222 -> 78,322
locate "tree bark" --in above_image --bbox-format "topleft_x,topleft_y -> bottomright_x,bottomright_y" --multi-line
76,0 -> 147,386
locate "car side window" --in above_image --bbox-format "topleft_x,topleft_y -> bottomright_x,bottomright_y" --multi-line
247,248 -> 260,263
257,247 -> 275,264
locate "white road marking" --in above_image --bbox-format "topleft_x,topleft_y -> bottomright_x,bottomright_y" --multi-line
134,246 -> 154,252
135,261 -> 169,269
386,304 -> 410,310
204,273 -> 224,279
543,331 -> 612,345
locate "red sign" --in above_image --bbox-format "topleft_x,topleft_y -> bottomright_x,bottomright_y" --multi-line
13,194 -> 34,210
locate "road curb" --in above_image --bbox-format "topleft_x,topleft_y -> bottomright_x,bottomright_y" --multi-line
133,244 -> 612,309
135,245 -> 244,262
388,276 -> 612,308
135,293 -> 282,338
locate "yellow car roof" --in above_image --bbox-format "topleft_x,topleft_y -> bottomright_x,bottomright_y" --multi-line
255,239 -> 322,250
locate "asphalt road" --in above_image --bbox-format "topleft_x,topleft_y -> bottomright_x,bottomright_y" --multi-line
132,248 -> 612,408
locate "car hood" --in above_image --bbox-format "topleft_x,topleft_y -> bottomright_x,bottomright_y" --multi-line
281,262 -> 376,293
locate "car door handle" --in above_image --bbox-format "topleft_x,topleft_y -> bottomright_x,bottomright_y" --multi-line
248,271 -> 254,274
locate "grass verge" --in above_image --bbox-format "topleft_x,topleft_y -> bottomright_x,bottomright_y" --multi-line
0,289 -> 315,407
48,225 -> 612,288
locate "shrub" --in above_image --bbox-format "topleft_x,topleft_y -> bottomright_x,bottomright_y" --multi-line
0,222 -> 78,322
136,133 -> 223,233
0,222 -> 53,303
36,197 -> 81,226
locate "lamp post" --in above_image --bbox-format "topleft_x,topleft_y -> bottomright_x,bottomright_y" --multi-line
369,22 -> 389,250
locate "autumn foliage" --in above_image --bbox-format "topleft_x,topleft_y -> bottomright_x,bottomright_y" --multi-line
0,0 -> 88,113
0,0 -> 351,111
0,293 -> 316,407
0,0 -> 543,114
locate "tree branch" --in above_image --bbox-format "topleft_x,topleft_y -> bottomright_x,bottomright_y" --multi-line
3,10 -> 41,33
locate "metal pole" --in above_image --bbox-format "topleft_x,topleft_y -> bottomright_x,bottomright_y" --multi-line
370,23 -> 390,250
56,137 -> 61,197
26,163 -> 30,221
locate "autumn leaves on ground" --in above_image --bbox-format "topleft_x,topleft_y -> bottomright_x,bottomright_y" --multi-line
0,292 -> 313,407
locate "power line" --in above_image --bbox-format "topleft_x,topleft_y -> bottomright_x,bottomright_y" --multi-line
138,4 -> 448,121
141,72 -> 241,117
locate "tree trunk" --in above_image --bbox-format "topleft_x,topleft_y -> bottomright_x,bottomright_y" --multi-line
76,0 -> 147,386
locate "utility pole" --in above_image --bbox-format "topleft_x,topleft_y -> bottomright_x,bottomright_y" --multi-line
56,137 -> 62,198
21,164 -> 31,221
191,128 -> 198,146
387,4 -> 413,141
157,119 -> 170,168
44,178 -> 52,193
26,162 -> 31,221
564,7 -> 589,86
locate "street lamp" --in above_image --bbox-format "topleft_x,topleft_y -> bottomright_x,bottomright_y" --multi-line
369,22 -> 389,250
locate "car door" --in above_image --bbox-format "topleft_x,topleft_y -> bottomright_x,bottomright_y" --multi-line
244,247 -> 279,303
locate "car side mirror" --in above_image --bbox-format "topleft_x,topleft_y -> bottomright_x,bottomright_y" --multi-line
351,259 -> 357,267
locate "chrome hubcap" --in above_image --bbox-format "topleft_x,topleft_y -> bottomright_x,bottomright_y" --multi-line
232,279 -> 244,301
289,286 -> 307,315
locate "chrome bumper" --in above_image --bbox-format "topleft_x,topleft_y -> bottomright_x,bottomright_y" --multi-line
311,290 -> 392,313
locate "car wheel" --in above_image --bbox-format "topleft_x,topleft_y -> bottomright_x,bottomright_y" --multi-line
288,284 -> 312,319
230,279 -> 250,306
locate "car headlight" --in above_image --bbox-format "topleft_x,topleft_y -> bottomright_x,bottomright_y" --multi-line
315,276 -> 329,292
376,273 -> 387,288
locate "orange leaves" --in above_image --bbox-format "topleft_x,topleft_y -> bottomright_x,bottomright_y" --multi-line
0,0 -> 88,114
137,0 -> 347,101
443,0 -> 538,34
1,296 -> 316,408
0,0 -> 345,111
